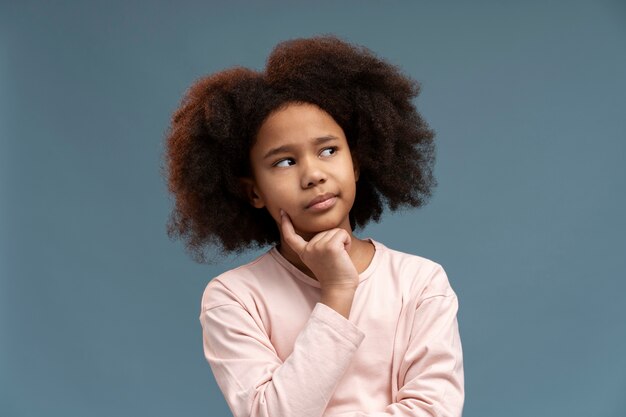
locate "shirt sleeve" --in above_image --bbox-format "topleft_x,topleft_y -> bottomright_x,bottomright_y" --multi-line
200,298 -> 366,417
324,266 -> 465,417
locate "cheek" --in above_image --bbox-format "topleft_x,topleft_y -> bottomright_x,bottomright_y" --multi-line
341,158 -> 358,184
342,167 -> 358,200
258,177 -> 293,208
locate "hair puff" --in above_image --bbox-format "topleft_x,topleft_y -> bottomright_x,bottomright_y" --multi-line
163,35 -> 436,263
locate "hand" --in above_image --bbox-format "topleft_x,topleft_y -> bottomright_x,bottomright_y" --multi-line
279,209 -> 359,291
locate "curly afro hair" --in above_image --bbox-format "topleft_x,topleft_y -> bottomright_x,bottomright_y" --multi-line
163,34 -> 437,263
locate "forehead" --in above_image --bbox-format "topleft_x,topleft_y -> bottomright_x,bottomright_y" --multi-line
254,102 -> 345,147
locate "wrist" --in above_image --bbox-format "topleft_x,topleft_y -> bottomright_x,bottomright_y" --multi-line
320,287 -> 356,319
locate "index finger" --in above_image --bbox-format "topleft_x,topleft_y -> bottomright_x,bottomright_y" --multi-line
279,209 -> 307,255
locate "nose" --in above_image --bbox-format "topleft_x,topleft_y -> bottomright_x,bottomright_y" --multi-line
300,157 -> 327,188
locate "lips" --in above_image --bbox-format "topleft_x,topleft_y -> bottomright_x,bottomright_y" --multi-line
305,192 -> 337,209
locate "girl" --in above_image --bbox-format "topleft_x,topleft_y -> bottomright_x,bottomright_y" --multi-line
164,35 -> 464,417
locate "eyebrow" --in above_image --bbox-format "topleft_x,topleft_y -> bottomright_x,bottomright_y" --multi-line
262,135 -> 339,160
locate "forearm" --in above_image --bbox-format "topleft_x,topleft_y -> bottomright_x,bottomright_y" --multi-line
320,286 -> 357,319
202,300 -> 366,417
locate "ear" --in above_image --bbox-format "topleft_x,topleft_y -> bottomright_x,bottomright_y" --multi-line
239,177 -> 266,209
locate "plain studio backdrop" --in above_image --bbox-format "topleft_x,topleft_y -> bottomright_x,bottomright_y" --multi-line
1,1 -> 625,416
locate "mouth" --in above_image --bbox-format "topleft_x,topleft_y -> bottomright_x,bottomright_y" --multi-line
305,193 -> 337,210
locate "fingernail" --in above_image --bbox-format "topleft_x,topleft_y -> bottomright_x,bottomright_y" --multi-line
279,209 -> 285,217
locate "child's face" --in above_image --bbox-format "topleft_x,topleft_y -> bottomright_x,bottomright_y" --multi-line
244,102 -> 359,240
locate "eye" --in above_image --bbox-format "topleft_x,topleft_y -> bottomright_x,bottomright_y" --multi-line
320,147 -> 337,157
273,158 -> 296,168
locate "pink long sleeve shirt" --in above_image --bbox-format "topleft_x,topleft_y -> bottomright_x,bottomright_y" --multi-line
199,239 -> 464,417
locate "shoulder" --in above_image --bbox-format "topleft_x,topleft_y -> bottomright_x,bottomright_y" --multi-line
199,249 -> 278,312
372,239 -> 456,299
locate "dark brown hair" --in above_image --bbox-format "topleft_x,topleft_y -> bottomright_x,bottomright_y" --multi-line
162,35 -> 436,263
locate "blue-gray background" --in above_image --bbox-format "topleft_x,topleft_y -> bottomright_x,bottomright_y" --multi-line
1,1 -> 625,416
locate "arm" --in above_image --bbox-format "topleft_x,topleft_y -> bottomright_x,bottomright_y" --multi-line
200,285 -> 365,417
325,267 -> 464,417
201,210 -> 367,417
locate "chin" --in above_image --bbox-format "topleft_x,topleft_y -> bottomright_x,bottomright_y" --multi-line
295,215 -> 347,235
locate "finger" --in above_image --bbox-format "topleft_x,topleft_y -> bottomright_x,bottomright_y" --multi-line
314,228 -> 341,248
312,229 -> 351,256
328,228 -> 351,252
279,210 -> 307,255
